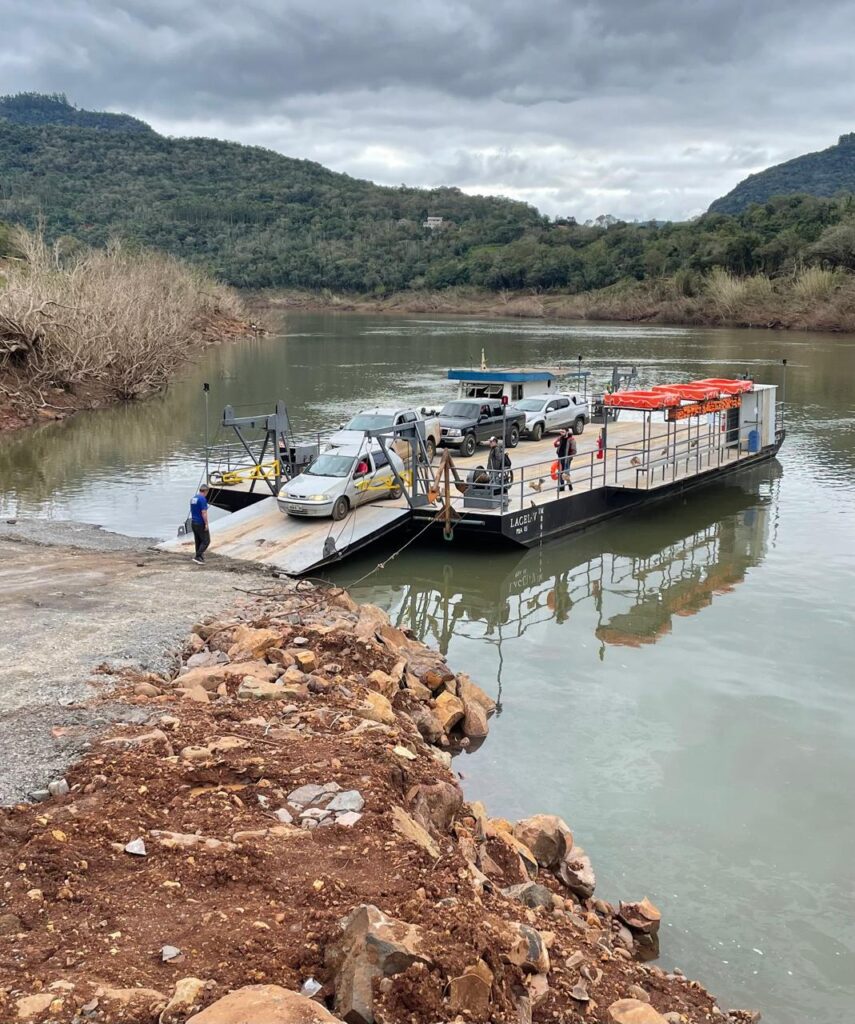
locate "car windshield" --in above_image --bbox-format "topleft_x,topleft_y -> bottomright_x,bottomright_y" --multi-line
514,399 -> 546,411
441,402 -> 478,418
345,413 -> 396,430
305,454 -> 355,478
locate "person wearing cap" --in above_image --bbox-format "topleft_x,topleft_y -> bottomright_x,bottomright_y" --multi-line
189,484 -> 211,564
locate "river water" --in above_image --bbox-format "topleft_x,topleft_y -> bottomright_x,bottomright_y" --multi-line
1,313 -> 853,1023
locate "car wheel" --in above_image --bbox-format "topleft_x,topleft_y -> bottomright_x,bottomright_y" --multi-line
507,426 -> 520,448
531,422 -> 543,441
424,437 -> 436,462
462,433 -> 477,457
331,496 -> 350,521
573,417 -> 585,435
389,484 -> 403,500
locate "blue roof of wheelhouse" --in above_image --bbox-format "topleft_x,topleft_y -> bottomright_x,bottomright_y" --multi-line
447,369 -> 555,383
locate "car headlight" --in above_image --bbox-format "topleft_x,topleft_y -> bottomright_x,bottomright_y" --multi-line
306,494 -> 330,502
446,428 -> 462,437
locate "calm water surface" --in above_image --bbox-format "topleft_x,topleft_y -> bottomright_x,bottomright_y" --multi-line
1,313 -> 853,1024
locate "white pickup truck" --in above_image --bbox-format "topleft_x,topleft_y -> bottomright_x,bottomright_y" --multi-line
514,393 -> 590,440
329,406 -> 442,461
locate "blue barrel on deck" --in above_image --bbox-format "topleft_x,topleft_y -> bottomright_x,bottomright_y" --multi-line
748,429 -> 760,453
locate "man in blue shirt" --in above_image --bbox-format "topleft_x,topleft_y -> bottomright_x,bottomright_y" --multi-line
189,484 -> 211,564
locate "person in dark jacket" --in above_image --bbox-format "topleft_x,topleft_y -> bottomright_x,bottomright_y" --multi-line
487,437 -> 512,492
554,429 -> 576,492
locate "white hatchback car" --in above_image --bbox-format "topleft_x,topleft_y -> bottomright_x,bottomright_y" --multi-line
276,444 -> 405,521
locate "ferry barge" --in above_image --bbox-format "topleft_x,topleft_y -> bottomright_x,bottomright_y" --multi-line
163,373 -> 785,576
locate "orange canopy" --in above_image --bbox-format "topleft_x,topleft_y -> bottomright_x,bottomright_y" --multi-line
603,390 -> 681,410
651,382 -> 721,401
693,378 -> 753,395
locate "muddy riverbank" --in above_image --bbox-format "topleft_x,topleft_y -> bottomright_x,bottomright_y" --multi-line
0,527 -> 758,1024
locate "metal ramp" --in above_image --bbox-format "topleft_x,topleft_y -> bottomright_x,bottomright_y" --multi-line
161,498 -> 412,577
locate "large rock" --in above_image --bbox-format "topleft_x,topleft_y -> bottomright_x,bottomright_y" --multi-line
456,674 -> 496,714
485,822 -> 539,879
502,881 -> 555,910
557,846 -> 596,899
462,700 -> 489,738
187,985 -> 343,1024
354,603 -> 392,639
16,993 -> 57,1020
326,904 -> 431,1024
358,691 -> 396,726
237,677 -> 286,701
618,898 -> 661,935
434,691 -> 465,732
391,805 -> 440,858
406,781 -> 463,834
505,923 -> 550,974
366,670 -> 398,699
606,999 -> 668,1024
513,814 -> 573,869
227,626 -> 281,661
406,703 -> 444,743
179,660 -> 272,692
449,959 -> 493,1017
101,728 -> 173,757
160,978 -> 211,1023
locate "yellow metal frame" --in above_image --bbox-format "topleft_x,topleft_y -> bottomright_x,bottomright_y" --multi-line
212,460 -> 280,487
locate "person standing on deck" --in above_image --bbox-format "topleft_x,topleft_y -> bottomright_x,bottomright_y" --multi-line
554,429 -> 576,492
487,436 -> 511,492
190,484 -> 211,564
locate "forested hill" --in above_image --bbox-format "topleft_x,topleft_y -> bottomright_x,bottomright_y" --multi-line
0,92 -> 152,134
0,94 -> 544,290
710,134 -> 855,214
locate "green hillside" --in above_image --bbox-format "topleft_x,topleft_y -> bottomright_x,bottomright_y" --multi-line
0,92 -> 152,134
710,134 -> 855,214
0,94 -> 544,291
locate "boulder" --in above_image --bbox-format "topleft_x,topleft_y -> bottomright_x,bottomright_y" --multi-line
365,670 -> 398,699
282,665 -> 310,686
449,959 -> 493,1017
186,985 -> 343,1024
462,700 -> 489,738
227,626 -> 281,661
486,823 -> 539,879
179,660 -> 272,692
135,680 -> 163,698
434,691 -> 465,732
160,978 -> 211,1023
267,648 -> 296,668
512,814 -> 573,869
358,691 -> 396,727
185,650 -> 229,670
16,993 -> 56,1020
325,904 -> 431,1024
391,805 -> 440,858
326,791 -> 365,814
607,999 -> 668,1024
293,649 -> 317,672
505,923 -> 550,974
406,780 -> 463,834
422,665 -> 455,691
406,703 -> 444,743
558,846 -> 596,899
618,898 -> 661,935
237,678 -> 285,701
354,603 -> 392,639
403,673 -> 432,701
502,881 -> 555,910
176,685 -> 210,703
456,674 -> 497,714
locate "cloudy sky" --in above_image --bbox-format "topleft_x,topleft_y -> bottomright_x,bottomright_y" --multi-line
1,0 -> 854,221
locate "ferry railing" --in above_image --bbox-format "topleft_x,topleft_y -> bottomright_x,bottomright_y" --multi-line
496,450 -> 606,513
609,418 -> 740,490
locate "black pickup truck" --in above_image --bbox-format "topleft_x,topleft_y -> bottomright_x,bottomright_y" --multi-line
437,398 -> 527,457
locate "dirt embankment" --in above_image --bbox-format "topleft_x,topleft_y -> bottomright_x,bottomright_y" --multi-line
0,569 -> 760,1024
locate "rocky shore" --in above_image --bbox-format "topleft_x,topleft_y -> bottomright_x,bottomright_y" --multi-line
0,580 -> 759,1024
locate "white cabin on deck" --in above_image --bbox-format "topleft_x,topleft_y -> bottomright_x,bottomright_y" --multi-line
448,368 -> 556,404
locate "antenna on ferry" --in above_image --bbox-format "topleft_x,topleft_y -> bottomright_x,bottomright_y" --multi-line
480,348 -> 487,371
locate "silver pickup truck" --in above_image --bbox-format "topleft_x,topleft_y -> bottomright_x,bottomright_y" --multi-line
329,406 -> 442,461
514,393 -> 590,440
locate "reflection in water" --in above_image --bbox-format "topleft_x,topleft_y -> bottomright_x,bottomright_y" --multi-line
353,465 -> 780,704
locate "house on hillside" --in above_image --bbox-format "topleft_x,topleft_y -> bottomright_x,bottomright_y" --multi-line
423,215 -> 444,230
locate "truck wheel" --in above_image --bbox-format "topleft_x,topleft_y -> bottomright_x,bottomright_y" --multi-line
424,437 -> 436,462
507,426 -> 520,448
531,422 -> 543,441
331,496 -> 350,521
462,434 -> 477,457
573,417 -> 585,435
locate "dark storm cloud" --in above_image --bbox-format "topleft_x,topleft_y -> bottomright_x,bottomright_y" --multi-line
2,0 -> 854,219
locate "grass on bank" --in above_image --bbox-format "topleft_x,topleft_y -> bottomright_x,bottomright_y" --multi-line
258,265 -> 855,332
0,228 -> 247,416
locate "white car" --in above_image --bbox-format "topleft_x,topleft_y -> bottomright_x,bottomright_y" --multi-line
514,393 -> 590,440
329,407 -> 441,462
276,444 -> 405,521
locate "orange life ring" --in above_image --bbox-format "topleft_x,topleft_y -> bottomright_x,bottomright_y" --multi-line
550,461 -> 561,480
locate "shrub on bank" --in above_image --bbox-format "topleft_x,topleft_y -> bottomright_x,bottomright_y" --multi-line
0,228 -> 246,403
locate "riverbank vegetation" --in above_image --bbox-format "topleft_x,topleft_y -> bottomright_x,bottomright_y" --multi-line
0,226 -> 250,430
